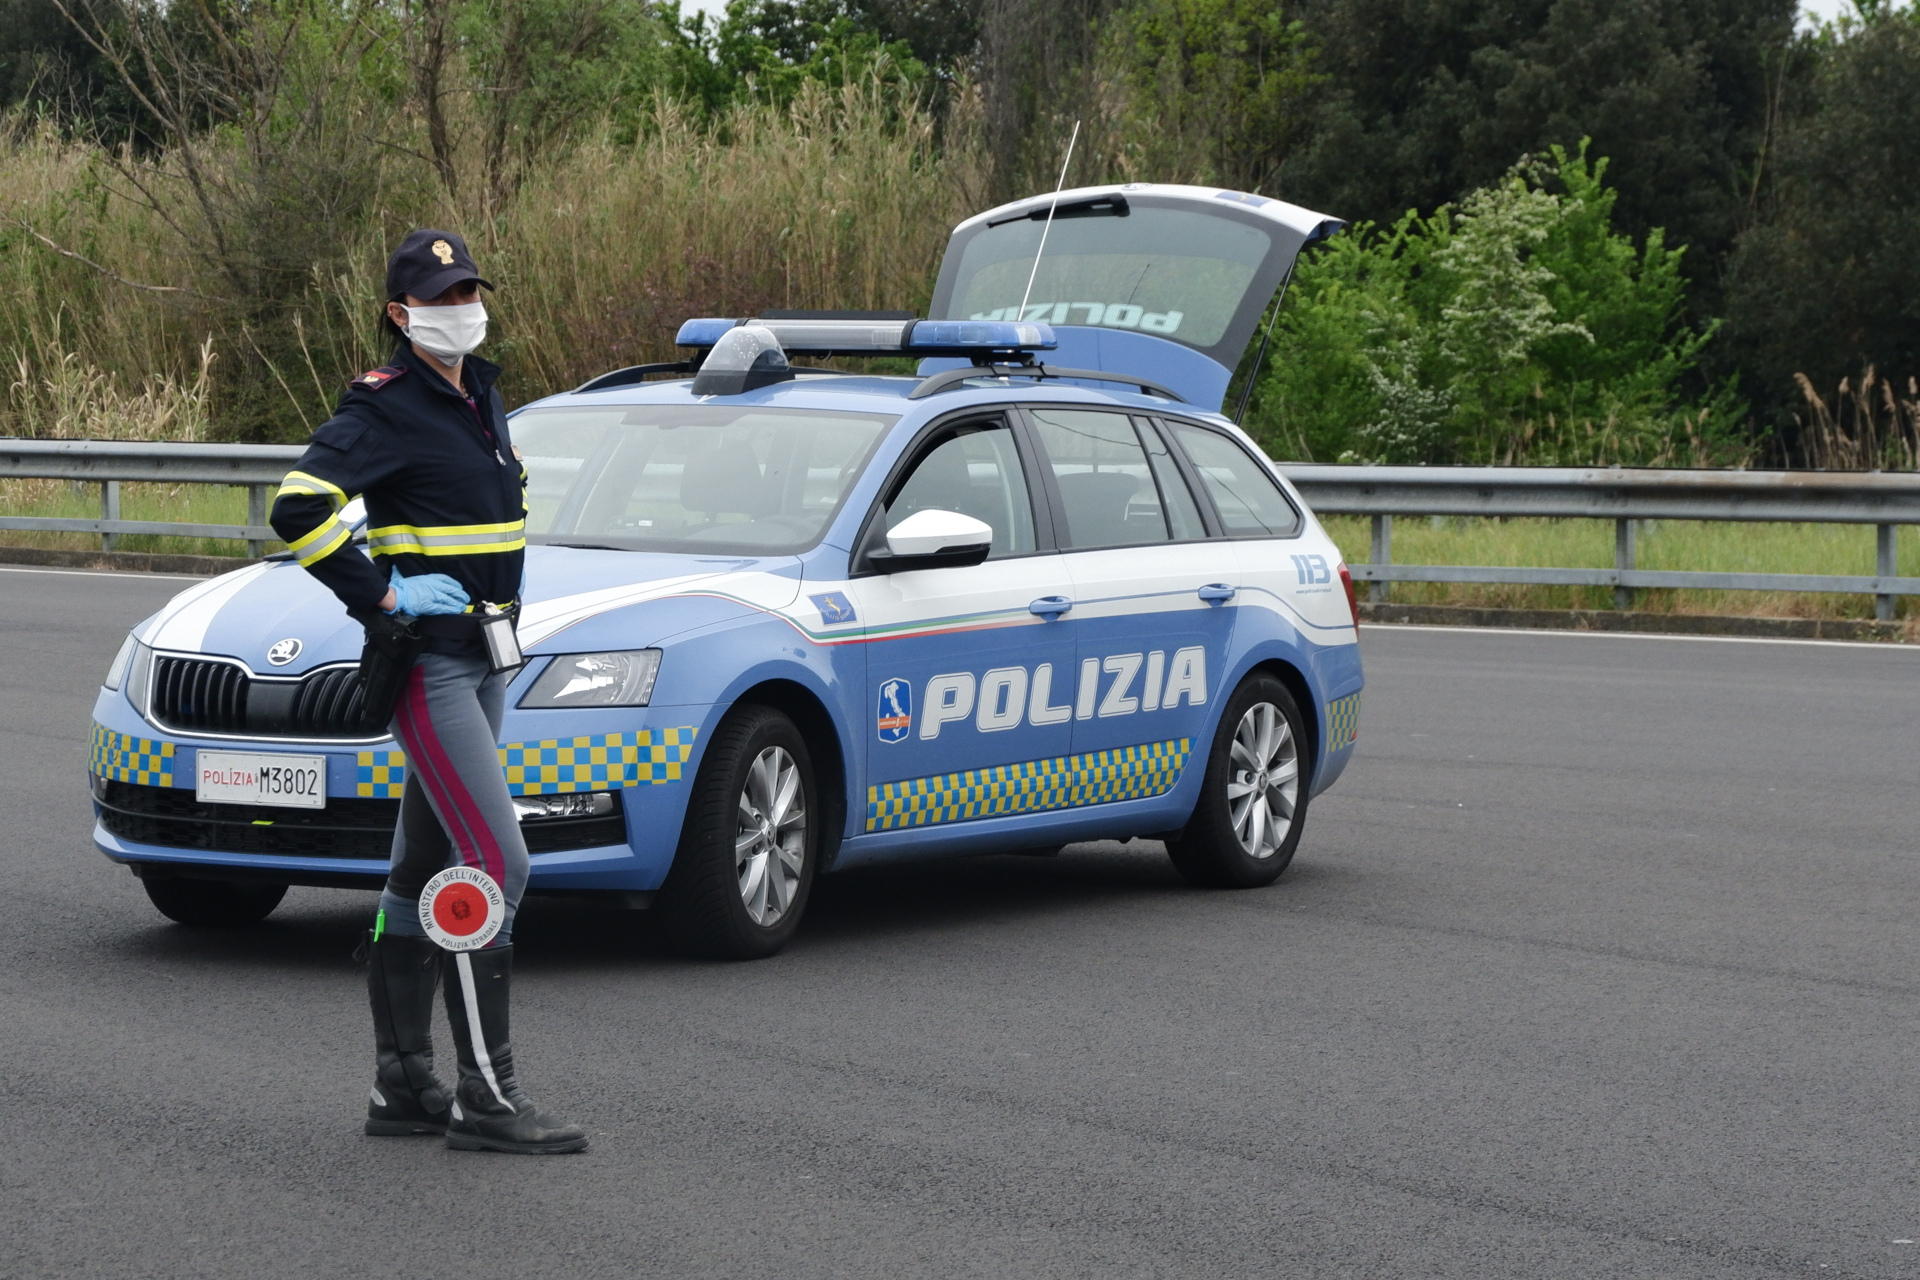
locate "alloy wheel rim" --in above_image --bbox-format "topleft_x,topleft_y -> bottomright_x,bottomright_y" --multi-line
1226,702 -> 1298,859
735,745 -> 807,926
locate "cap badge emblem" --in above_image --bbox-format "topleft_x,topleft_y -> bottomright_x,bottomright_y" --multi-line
267,638 -> 302,666
431,239 -> 455,265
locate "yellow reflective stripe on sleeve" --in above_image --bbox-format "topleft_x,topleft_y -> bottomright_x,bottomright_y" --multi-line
276,470 -> 349,512
365,520 -> 526,557
291,520 -> 352,567
287,515 -> 345,555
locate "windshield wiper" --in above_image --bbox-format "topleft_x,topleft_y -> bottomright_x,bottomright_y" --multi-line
538,540 -> 628,551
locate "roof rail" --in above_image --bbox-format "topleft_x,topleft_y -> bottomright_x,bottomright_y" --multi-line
572,361 -> 695,393
909,363 -> 1186,402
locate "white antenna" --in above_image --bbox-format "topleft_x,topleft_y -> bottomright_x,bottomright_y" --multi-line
1018,120 -> 1081,321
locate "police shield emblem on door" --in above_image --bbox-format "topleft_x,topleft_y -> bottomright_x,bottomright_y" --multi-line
877,678 -> 913,743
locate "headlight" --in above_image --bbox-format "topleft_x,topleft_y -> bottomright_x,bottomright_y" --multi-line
517,650 -> 661,708
125,641 -> 154,710
104,634 -> 136,690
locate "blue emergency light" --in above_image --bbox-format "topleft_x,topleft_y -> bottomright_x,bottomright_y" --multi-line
673,316 -> 1057,358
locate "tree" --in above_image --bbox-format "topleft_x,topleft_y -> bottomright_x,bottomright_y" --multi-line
1251,142 -> 1742,467
972,0 -> 1124,198
1722,9 -> 1920,451
51,0 -> 406,438
0,0 -> 142,133
1096,0 -> 1319,193
458,0 -> 670,206
1279,0 -> 1797,319
663,0 -> 942,118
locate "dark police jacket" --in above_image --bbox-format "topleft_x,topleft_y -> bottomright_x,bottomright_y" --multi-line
270,345 -> 525,649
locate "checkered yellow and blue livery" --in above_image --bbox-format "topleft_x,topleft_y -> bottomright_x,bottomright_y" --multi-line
1326,693 -> 1360,752
356,727 -> 699,798
867,737 -> 1190,833
91,725 -> 175,787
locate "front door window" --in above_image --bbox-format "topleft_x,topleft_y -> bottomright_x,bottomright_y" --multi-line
845,419 -> 1077,834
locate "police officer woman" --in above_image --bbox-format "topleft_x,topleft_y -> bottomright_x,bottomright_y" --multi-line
271,230 -> 585,1154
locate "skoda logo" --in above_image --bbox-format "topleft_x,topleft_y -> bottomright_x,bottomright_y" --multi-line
266,638 -> 303,666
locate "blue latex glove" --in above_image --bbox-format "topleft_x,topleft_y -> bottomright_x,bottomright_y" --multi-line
386,568 -> 470,616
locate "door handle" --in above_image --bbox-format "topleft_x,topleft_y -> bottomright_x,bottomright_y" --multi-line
1197,583 -> 1237,604
1029,595 -> 1073,619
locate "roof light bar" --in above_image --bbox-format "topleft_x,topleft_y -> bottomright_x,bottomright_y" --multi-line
674,316 -> 1056,358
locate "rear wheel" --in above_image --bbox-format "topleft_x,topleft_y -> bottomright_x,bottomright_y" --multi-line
657,704 -> 817,960
141,875 -> 287,926
1167,674 -> 1311,888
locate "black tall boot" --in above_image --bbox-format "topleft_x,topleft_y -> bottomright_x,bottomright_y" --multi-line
443,945 -> 588,1154
365,931 -> 452,1136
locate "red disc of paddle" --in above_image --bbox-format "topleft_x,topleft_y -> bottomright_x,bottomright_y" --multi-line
419,866 -> 505,951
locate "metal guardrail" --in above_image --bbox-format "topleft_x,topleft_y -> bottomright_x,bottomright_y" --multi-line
0,443 -> 1912,618
0,439 -> 302,556
1280,464 -> 1920,620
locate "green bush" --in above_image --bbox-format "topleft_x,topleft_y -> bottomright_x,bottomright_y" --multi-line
1249,141 -> 1747,467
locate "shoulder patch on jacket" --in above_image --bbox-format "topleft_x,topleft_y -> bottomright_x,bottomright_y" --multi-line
352,365 -> 406,391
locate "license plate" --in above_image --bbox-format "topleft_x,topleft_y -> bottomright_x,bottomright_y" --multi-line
196,750 -> 327,809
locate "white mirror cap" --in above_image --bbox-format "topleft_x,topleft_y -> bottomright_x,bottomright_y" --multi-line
885,508 -> 994,557
340,496 -> 368,531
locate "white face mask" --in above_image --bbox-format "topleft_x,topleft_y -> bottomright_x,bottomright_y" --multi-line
401,300 -> 488,361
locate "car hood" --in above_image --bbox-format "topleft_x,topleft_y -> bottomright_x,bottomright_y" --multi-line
136,546 -> 803,675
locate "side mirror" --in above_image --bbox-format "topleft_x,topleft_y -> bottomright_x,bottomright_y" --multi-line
870,508 -> 993,572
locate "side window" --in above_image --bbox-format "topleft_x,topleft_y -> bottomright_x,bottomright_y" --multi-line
1029,408 -> 1175,550
1140,419 -> 1206,541
1168,422 -> 1301,538
883,421 -> 1037,560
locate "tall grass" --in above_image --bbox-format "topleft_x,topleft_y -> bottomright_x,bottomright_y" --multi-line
1794,366 -> 1920,471
472,84 -> 981,401
0,75 -> 972,440
0,121 -> 208,439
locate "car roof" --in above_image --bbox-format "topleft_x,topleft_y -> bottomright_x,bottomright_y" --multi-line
514,372 -> 1227,423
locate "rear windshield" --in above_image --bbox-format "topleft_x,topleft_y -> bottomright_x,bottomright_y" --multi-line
515,405 -> 893,555
939,206 -> 1272,349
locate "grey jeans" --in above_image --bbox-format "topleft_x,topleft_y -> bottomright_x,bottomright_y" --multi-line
375,651 -> 529,944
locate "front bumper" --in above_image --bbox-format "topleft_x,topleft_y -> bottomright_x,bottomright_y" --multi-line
87,686 -> 706,892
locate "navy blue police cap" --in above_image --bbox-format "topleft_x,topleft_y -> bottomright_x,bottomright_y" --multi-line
386,229 -> 495,302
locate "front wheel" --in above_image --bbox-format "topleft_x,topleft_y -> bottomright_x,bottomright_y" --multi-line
141,875 -> 287,926
1167,674 -> 1311,888
657,704 -> 818,959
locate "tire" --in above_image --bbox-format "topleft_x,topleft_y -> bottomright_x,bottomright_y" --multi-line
1166,674 -> 1311,889
141,876 -> 287,926
657,704 -> 818,960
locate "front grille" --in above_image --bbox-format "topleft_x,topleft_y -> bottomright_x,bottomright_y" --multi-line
98,781 -> 628,859
152,656 -> 249,733
286,666 -> 372,736
150,657 -> 378,739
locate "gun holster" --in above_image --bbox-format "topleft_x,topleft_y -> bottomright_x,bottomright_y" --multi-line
351,608 -> 429,731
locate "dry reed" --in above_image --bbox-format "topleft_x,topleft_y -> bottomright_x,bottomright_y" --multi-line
1794,366 -> 1920,470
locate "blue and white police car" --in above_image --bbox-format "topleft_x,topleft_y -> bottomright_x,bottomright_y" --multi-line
88,184 -> 1363,958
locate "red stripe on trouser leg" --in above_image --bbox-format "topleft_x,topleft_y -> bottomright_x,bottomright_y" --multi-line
393,666 -> 486,869
394,663 -> 508,889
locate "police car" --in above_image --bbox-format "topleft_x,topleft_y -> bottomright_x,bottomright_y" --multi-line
88,184 -> 1363,958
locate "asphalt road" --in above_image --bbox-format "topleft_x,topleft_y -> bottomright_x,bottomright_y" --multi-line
7,565 -> 1920,1279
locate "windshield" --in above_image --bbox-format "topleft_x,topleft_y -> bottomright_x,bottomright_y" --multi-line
515,405 -> 893,554
939,206 -> 1272,349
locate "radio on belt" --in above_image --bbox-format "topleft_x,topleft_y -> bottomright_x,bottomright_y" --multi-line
479,602 -> 522,674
